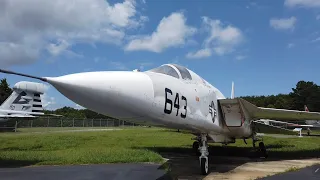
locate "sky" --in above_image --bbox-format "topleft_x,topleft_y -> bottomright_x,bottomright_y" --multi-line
1,0 -> 320,110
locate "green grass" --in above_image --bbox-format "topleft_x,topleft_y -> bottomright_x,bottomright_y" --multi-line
15,127 -> 125,133
0,127 -> 192,167
0,127 -> 319,168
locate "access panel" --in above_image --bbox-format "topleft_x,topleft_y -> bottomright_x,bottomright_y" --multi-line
219,100 -> 244,127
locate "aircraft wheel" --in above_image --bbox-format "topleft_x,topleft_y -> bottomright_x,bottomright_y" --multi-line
200,157 -> 209,175
259,142 -> 268,158
193,141 -> 201,156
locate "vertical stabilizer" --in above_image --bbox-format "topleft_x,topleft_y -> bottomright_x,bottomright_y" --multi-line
231,81 -> 235,99
0,81 -> 46,114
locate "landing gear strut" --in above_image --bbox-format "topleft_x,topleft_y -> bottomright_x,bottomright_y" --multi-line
199,134 -> 209,175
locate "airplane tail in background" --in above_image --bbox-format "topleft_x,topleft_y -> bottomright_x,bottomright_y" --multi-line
0,81 -> 46,114
304,105 -> 309,112
231,81 -> 235,99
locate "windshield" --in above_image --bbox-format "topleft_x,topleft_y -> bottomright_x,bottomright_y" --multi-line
148,65 -> 179,79
172,64 -> 192,80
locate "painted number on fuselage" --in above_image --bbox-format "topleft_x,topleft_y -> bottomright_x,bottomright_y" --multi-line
164,88 -> 187,118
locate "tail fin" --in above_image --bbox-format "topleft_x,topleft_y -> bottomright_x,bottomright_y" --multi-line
231,81 -> 235,99
0,81 -> 46,113
304,105 -> 309,112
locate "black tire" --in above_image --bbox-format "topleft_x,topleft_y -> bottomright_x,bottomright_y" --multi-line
200,157 -> 209,175
259,142 -> 268,158
193,141 -> 199,149
193,141 -> 201,156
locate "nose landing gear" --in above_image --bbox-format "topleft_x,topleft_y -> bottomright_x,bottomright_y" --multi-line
199,134 -> 209,175
192,134 -> 210,175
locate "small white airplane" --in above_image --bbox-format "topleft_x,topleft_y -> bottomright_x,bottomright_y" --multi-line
0,81 -> 62,122
257,105 -> 320,136
1,64 -> 320,175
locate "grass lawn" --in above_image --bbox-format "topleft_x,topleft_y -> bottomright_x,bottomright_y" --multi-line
15,127 -> 129,133
0,127 -> 319,167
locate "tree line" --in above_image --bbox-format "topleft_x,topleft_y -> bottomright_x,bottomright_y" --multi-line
240,80 -> 320,112
1,78 -> 320,118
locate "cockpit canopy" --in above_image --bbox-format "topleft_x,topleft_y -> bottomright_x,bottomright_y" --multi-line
148,64 -> 193,80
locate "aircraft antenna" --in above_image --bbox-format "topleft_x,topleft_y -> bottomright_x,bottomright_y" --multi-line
0,69 -> 47,82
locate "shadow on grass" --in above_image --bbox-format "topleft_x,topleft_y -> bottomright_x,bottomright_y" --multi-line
0,158 -> 41,168
137,144 -> 320,180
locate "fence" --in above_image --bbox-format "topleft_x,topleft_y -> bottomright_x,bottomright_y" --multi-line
0,117 -> 138,131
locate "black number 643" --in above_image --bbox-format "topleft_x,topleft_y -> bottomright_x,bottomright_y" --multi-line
164,88 -> 187,118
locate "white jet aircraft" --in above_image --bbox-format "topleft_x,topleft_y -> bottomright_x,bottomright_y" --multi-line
1,64 -> 320,175
0,81 -> 62,122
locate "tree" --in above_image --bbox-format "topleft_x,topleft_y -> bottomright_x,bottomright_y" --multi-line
289,81 -> 320,111
0,78 -> 13,105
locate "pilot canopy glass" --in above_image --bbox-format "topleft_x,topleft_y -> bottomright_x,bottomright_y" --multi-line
171,64 -> 192,80
148,65 -> 179,79
148,64 -> 193,80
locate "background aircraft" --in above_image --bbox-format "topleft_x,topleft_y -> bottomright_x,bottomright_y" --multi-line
0,81 -> 62,122
257,105 -> 320,136
1,63 -> 320,175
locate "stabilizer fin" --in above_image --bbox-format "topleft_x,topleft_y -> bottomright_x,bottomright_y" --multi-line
231,81 -> 235,99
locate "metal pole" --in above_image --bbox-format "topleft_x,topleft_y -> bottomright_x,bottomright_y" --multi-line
15,121 -> 17,132
100,119 -> 101,127
73,118 -> 74,127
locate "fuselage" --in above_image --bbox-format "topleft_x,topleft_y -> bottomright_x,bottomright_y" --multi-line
45,64 -> 252,142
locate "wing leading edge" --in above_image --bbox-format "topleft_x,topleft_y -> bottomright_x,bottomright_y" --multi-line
219,98 -> 320,122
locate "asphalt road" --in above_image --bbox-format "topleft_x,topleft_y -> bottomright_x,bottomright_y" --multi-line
259,164 -> 320,180
0,163 -> 319,180
0,163 -> 170,180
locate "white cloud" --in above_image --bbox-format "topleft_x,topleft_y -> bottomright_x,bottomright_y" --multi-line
0,0 -> 146,67
186,48 -> 212,59
270,17 -> 297,30
285,0 -> 320,8
287,43 -> 295,48
41,85 -> 57,110
125,12 -> 197,52
74,104 -> 85,110
109,61 -> 129,70
0,42 -> 40,67
311,37 -> 320,42
47,39 -> 71,56
235,55 -> 246,60
186,17 -> 244,59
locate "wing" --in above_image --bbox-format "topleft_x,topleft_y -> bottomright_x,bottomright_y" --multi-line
0,114 -> 36,118
218,98 -> 320,122
42,114 -> 64,117
253,121 -> 298,135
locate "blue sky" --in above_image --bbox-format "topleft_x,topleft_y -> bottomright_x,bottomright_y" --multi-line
1,0 -> 320,110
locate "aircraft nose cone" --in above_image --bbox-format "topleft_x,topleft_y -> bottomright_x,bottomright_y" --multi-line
46,71 -> 154,119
